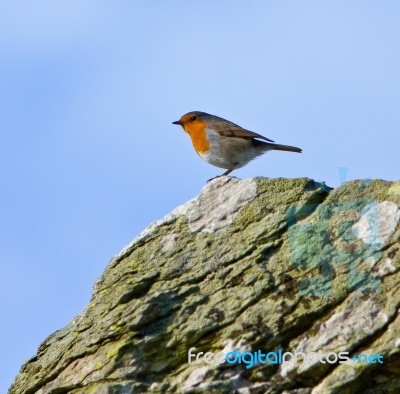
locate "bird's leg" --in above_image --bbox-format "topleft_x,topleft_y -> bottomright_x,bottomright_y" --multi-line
222,163 -> 237,176
207,163 -> 238,183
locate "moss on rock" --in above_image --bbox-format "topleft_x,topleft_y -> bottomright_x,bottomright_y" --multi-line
9,177 -> 400,394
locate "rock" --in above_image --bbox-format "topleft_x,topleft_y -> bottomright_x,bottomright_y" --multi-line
9,177 -> 400,394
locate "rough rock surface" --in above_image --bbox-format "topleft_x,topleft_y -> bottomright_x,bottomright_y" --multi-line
9,177 -> 400,394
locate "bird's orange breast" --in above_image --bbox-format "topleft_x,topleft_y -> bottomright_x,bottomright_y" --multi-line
183,120 -> 210,154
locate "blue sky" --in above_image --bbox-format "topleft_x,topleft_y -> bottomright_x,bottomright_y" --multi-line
1,1 -> 399,390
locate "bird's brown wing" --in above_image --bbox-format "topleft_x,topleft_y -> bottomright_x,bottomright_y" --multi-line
209,118 -> 275,142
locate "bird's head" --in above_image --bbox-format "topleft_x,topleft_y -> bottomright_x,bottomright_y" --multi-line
172,111 -> 208,135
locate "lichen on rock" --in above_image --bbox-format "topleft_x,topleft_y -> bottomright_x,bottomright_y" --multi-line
9,177 -> 400,394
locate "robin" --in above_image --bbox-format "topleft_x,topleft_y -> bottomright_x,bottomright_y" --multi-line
172,111 -> 302,180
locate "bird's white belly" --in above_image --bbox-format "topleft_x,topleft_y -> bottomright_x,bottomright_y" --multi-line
198,150 -> 232,169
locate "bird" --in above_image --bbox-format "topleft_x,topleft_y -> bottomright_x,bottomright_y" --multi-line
172,111 -> 302,181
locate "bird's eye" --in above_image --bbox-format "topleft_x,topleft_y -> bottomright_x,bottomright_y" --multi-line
190,115 -> 197,121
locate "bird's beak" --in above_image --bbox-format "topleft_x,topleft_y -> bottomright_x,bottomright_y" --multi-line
172,120 -> 182,125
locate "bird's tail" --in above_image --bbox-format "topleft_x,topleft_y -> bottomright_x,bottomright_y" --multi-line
259,142 -> 302,153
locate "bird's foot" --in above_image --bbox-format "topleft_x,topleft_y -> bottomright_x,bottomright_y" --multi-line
207,175 -> 224,183
207,164 -> 238,183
